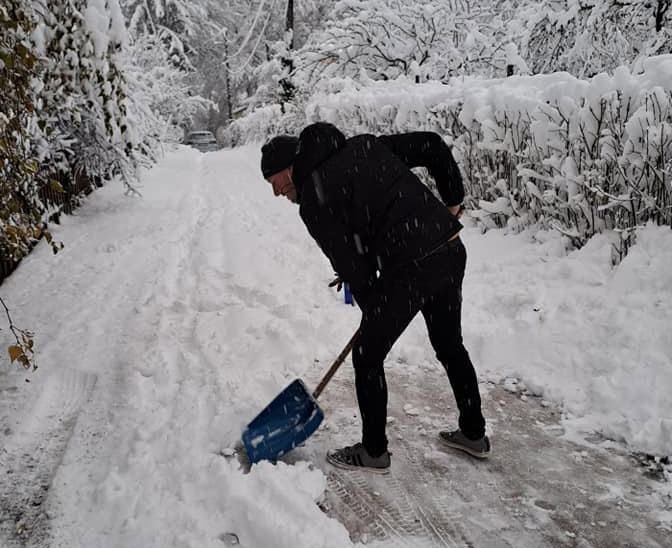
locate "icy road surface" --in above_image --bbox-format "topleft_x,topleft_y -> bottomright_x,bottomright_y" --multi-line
1,145 -> 670,547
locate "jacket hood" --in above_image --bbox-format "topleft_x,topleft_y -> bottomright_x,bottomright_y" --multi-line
293,123 -> 346,196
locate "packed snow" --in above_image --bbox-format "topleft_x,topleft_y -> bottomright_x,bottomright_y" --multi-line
0,145 -> 670,547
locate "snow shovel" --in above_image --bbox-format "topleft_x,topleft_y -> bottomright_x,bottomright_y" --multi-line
242,330 -> 358,464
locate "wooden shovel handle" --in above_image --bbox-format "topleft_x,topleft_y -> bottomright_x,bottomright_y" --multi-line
312,330 -> 359,399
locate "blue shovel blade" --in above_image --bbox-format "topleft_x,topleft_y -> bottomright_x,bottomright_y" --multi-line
242,379 -> 324,464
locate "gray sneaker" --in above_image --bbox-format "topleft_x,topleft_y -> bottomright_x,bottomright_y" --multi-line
327,443 -> 391,474
439,430 -> 491,459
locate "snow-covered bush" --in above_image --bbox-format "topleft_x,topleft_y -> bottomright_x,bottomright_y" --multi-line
33,0 -> 139,193
0,0 -> 50,369
516,0 -> 672,77
1,1 -> 47,260
1,0 -> 154,259
239,55 -> 672,253
294,0 -> 515,84
226,102 -> 305,145
457,56 -> 672,247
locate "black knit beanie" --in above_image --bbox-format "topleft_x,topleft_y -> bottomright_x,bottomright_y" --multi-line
260,135 -> 299,178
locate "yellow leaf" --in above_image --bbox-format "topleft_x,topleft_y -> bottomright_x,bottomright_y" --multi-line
24,160 -> 38,174
50,180 -> 64,193
8,345 -> 22,362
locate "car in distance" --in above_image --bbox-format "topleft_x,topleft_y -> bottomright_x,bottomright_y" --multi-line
183,130 -> 219,152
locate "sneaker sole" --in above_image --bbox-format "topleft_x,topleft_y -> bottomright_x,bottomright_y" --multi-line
326,454 -> 390,475
439,438 -> 490,459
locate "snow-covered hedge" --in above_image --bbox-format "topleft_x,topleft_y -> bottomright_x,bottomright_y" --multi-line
225,102 -> 306,146
237,56 -> 672,254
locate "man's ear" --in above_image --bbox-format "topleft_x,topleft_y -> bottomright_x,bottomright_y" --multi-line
288,165 -> 294,181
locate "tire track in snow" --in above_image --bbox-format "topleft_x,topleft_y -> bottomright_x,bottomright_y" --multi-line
78,151 -> 258,543
0,149 -> 211,547
0,369 -> 96,547
298,360 -> 669,547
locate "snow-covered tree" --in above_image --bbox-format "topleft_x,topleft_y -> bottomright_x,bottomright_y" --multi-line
516,0 -> 672,77
120,0 -> 236,135
218,0 -> 336,124
184,0 -> 252,132
122,33 -> 212,156
293,0 -> 515,86
121,0 -> 217,68
33,0 -> 139,191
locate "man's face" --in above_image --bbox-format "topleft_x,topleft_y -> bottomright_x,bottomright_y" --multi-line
267,166 -> 297,203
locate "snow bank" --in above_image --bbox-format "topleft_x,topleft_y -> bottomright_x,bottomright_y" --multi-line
452,222 -> 672,456
0,147 -> 356,547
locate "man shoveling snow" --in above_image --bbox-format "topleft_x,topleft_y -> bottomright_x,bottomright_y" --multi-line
260,122 -> 490,472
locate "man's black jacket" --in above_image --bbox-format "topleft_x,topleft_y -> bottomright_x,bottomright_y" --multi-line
292,122 -> 464,306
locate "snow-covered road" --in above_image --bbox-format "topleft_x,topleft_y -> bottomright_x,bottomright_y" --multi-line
1,146 -> 670,547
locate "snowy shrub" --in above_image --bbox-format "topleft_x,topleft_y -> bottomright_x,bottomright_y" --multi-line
1,0 -> 150,267
239,55 -> 672,253
33,0 -> 139,194
0,0 -> 63,260
1,0 -> 144,251
227,102 -> 306,145
294,0 -> 515,84
470,57 -> 672,249
517,0 -> 672,77
0,0 -> 45,369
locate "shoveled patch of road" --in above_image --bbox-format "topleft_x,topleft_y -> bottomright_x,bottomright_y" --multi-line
290,359 -> 670,548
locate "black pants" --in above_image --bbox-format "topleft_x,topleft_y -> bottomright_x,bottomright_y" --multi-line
353,237 -> 486,457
